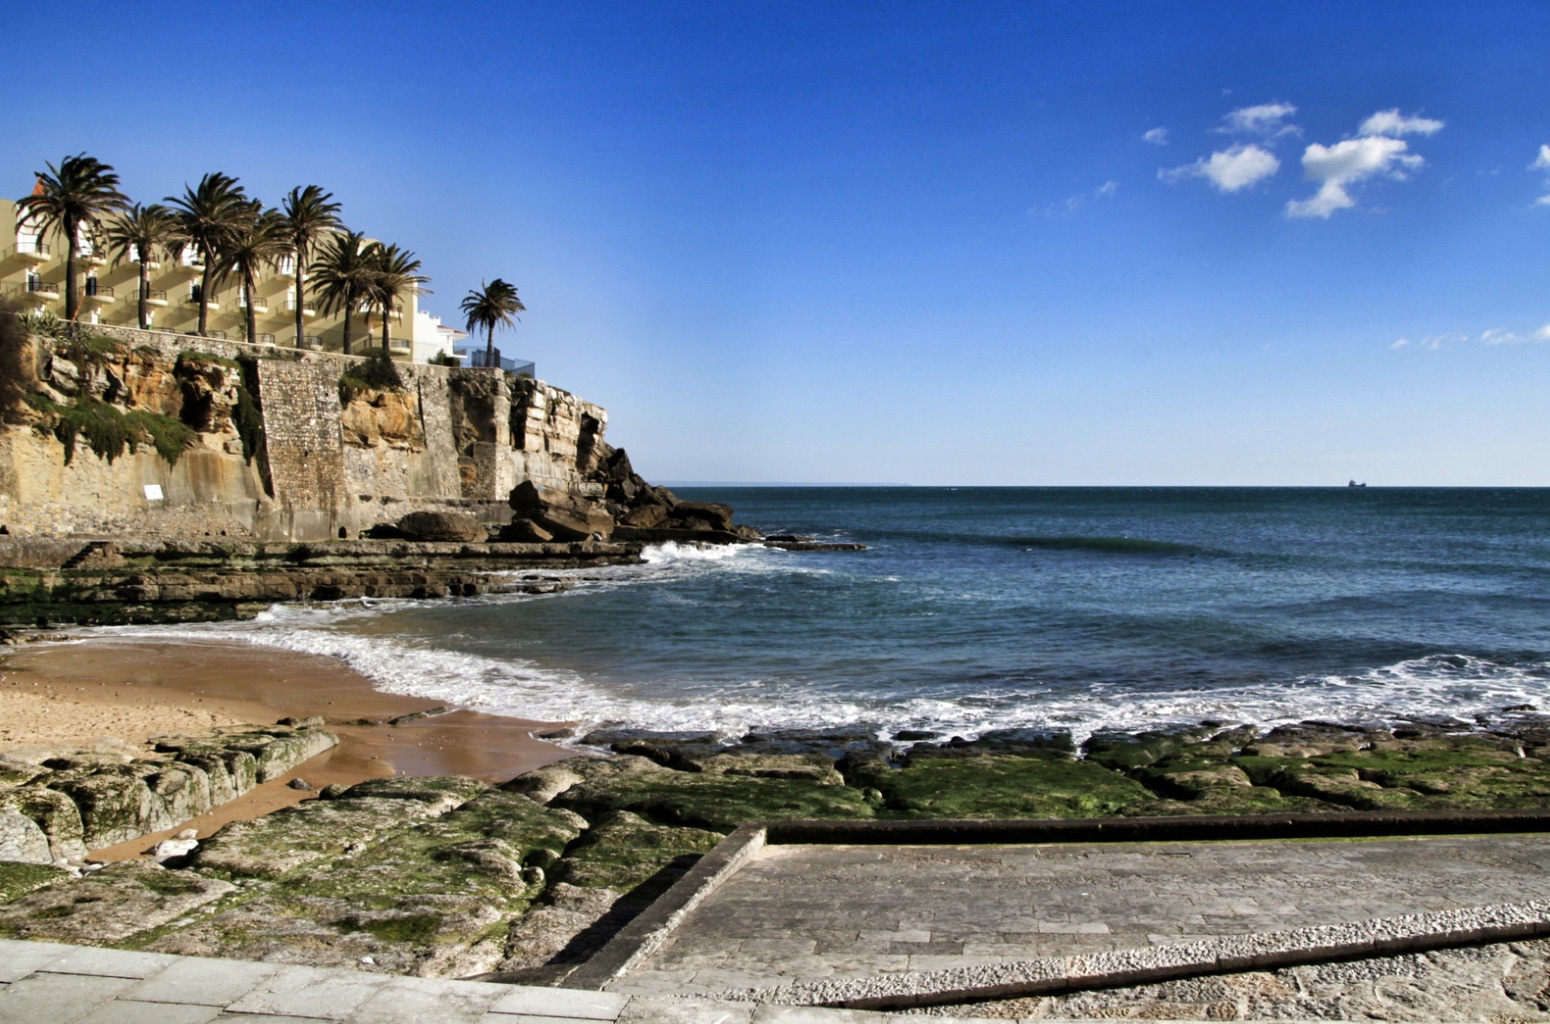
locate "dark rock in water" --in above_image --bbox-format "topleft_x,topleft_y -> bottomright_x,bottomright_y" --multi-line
579,730 -> 731,770
762,538 -> 868,552
388,706 -> 454,726
395,510 -> 487,543
893,729 -> 939,742
908,728 -> 1077,761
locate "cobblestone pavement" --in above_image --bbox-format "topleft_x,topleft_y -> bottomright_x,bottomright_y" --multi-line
611,834 -> 1550,997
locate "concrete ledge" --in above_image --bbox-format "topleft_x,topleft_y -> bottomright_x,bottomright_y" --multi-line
761,807 -> 1550,846
729,900 -> 1550,1010
563,824 -> 768,991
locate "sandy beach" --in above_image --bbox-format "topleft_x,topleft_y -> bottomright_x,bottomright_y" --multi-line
0,636 -> 577,858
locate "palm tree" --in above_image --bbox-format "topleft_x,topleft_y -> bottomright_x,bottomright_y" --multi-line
460,279 -> 525,369
15,154 -> 129,321
104,203 -> 175,330
217,201 -> 289,344
166,172 -> 249,336
366,243 -> 430,354
278,185 -> 342,348
308,230 -> 374,354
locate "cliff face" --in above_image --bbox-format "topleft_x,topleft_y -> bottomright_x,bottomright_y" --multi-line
0,325 -> 610,543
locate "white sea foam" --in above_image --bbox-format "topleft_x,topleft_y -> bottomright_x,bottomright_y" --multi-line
72,606 -> 1550,747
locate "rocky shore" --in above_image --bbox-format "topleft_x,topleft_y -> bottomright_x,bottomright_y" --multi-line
3,714 -> 1550,986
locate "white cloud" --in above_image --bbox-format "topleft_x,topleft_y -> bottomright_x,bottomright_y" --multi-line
1392,326 -> 1550,350
1160,143 -> 1280,193
1286,136 -> 1423,219
1143,127 -> 1169,145
1481,327 -> 1550,345
1039,180 -> 1119,217
1359,109 -> 1444,138
1222,102 -> 1300,138
1531,145 -> 1550,206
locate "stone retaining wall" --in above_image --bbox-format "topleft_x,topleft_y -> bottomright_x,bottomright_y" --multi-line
0,325 -> 609,541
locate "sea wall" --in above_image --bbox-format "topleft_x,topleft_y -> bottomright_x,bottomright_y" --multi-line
0,325 -> 608,542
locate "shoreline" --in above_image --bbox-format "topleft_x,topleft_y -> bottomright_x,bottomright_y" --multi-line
0,636 -> 577,858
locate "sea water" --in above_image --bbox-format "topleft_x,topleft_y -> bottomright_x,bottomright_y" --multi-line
102,487 -> 1550,741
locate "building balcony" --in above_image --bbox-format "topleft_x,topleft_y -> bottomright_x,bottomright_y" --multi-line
6,241 -> 51,264
255,333 -> 276,346
83,284 -> 115,305
176,251 -> 205,273
299,335 -> 323,350
187,295 -> 220,311
25,280 -> 59,296
388,337 -> 413,355
83,252 -> 109,268
141,288 -> 168,308
239,296 -> 268,313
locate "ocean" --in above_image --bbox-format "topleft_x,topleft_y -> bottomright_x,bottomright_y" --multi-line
105,487 -> 1550,742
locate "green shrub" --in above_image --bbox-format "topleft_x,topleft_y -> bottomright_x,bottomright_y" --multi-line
339,351 -> 404,403
124,410 -> 197,465
57,331 -> 126,369
27,394 -> 194,467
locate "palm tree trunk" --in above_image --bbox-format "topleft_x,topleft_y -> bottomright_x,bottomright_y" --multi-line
244,271 -> 258,345
137,262 -> 150,330
486,325 -> 495,368
293,249 -> 305,347
342,304 -> 353,356
198,265 -> 213,336
64,244 -> 79,322
381,301 -> 391,353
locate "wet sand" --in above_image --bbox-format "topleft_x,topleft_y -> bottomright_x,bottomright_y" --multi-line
0,637 -> 579,859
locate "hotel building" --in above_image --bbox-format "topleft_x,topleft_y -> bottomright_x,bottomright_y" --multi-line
1,197 -> 461,364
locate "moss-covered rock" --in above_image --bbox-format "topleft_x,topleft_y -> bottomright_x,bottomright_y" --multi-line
0,860 -> 71,903
191,775 -> 489,879
0,786 -> 85,863
852,754 -> 1157,819
153,788 -> 585,977
0,860 -> 234,943
550,810 -> 722,897
550,759 -> 875,832
47,767 -> 168,849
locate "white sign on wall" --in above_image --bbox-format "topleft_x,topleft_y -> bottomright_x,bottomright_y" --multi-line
143,484 -> 164,501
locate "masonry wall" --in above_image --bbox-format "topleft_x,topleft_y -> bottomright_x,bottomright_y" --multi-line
0,326 -> 609,541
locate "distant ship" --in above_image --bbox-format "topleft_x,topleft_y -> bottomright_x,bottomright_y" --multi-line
1348,479 -> 1367,488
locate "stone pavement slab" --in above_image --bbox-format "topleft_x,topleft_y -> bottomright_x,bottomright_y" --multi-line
612,833 -> 1550,998
0,938 -> 896,1024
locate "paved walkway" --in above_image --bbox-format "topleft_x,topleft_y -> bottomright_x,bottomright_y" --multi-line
611,833 -> 1550,998
0,938 -> 966,1024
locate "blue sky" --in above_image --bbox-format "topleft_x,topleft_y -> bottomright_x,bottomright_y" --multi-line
12,1 -> 1550,485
